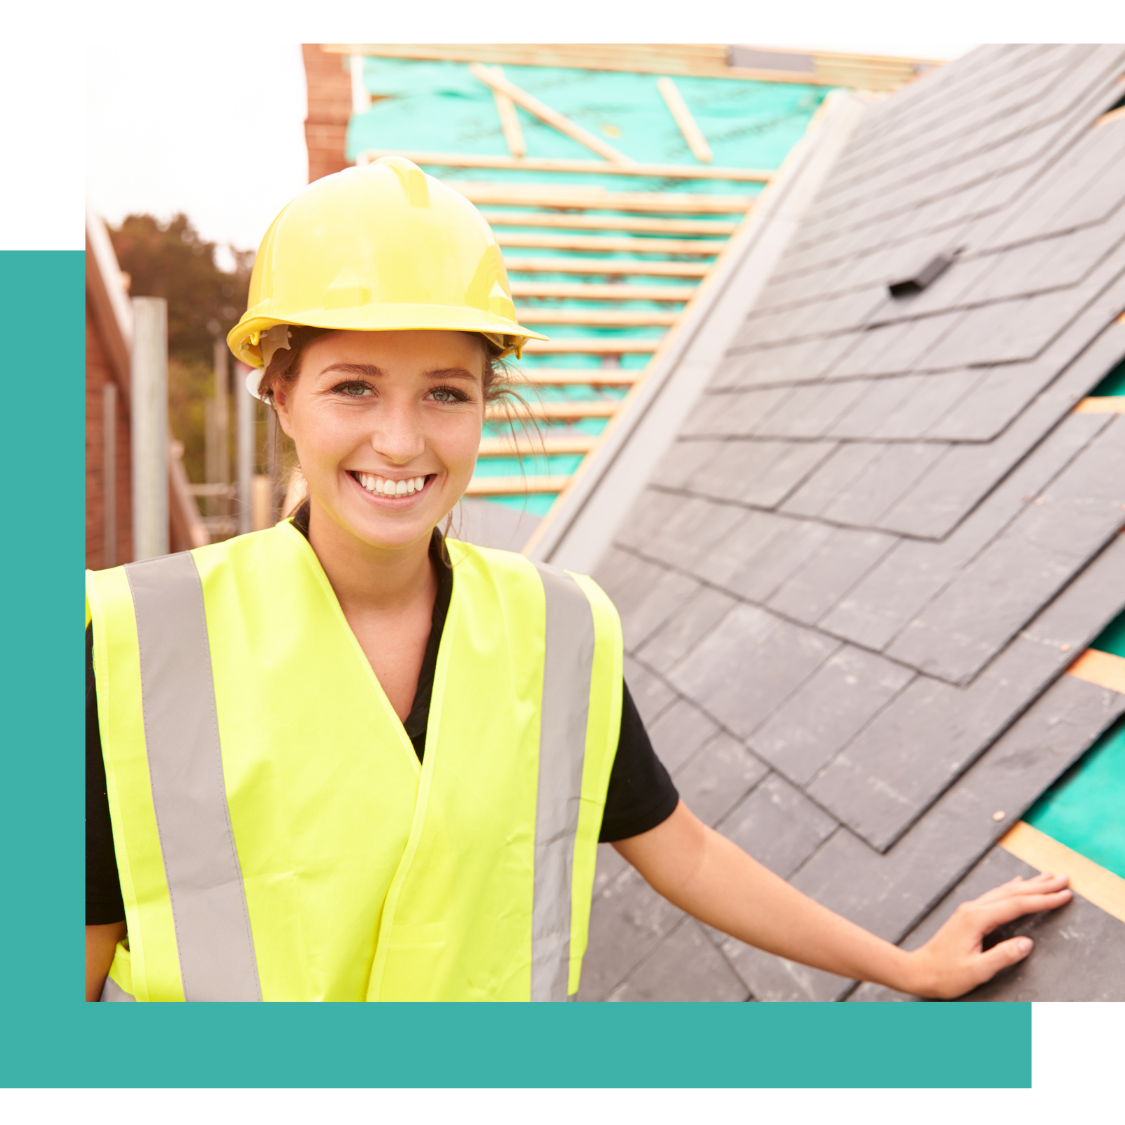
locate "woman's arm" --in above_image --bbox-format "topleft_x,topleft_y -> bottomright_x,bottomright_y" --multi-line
86,921 -> 126,1001
614,800 -> 1071,999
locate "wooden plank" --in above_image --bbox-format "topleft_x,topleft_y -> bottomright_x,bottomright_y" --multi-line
504,256 -> 709,277
482,210 -> 738,235
657,77 -> 713,164
1095,106 -> 1125,128
478,434 -> 597,456
517,308 -> 676,327
521,338 -> 659,355
490,66 -> 526,157
506,366 -> 639,385
450,181 -> 754,214
999,821 -> 1125,925
356,149 -> 769,183
497,231 -> 725,255
469,63 -> 633,164
466,474 -> 570,496
1066,648 -> 1125,694
509,281 -> 696,301
488,399 -> 620,420
327,44 -> 846,85
1074,396 -> 1125,413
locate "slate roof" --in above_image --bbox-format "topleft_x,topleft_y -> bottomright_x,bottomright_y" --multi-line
577,44 -> 1125,1002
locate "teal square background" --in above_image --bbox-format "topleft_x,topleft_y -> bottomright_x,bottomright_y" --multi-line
0,248 -> 1030,1088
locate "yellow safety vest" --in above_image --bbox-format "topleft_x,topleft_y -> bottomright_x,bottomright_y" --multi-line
85,520 -> 622,1002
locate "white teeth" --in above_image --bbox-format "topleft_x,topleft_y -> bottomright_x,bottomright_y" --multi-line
356,472 -> 428,496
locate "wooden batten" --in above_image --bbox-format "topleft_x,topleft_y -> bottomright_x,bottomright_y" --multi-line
517,308 -> 677,327
469,64 -> 634,164
487,399 -> 620,420
356,148 -> 770,182
450,181 -> 754,213
1074,396 -> 1125,413
466,474 -> 571,496
521,338 -> 660,355
503,257 -> 710,277
497,231 -> 725,255
478,434 -> 598,456
1066,648 -> 1125,694
507,367 -> 640,385
509,281 -> 696,301
482,210 -> 738,235
658,77 -> 713,163
489,66 -> 526,157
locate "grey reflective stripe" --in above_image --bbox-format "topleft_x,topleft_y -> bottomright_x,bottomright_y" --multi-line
126,553 -> 262,1002
530,563 -> 596,1002
100,976 -> 136,1002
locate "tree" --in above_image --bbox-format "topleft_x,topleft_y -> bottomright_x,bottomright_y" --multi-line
108,214 -> 253,482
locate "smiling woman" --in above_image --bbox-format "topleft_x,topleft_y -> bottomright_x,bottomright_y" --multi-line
85,157 -> 1074,1004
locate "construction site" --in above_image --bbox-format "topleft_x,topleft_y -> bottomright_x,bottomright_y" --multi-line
86,43 -> 1125,1002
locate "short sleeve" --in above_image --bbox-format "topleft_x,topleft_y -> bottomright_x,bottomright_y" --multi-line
598,679 -> 679,842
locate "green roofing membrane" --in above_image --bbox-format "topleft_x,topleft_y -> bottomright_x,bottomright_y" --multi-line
1024,608 -> 1125,879
350,58 -> 826,175
1090,354 -> 1125,397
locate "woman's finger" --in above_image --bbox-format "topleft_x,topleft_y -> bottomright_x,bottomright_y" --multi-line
967,873 -> 1067,907
971,935 -> 1035,985
967,888 -> 1072,934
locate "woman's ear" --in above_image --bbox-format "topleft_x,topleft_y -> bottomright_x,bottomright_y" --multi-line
272,384 -> 296,439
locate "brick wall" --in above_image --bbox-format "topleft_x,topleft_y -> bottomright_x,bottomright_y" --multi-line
303,45 -> 352,182
86,297 -> 133,569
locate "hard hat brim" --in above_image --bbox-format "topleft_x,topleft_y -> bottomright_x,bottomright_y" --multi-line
229,304 -> 548,368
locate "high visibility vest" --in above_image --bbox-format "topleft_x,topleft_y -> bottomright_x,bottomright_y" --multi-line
86,521 -> 622,1002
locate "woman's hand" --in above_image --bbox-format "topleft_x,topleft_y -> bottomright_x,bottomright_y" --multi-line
902,873 -> 1072,999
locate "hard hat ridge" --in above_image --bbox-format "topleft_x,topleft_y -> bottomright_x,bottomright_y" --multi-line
226,156 -> 546,370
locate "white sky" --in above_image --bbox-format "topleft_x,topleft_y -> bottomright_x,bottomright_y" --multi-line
86,39 -> 975,268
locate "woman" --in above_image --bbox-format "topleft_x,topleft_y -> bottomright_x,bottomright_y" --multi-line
86,157 -> 1071,1002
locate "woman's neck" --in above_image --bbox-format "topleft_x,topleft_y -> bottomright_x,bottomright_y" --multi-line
304,499 -> 437,617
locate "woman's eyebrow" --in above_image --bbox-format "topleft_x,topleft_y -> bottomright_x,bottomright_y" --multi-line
319,362 -> 384,379
424,367 -> 477,380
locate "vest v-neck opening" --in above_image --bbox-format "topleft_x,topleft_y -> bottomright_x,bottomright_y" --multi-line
287,505 -> 454,762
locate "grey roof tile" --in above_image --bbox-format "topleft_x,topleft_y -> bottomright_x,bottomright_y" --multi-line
696,514 -> 837,605
603,554 -> 702,653
732,441 -> 839,510
681,387 -> 791,438
849,846 -> 1125,1002
823,411 -> 1114,649
644,696 -> 721,776
766,525 -> 897,626
860,310 -> 969,373
879,315 -> 1125,539
669,607 -> 839,739
886,415 -> 1125,683
755,379 -> 871,438
811,531 -> 1125,848
781,442 -> 885,518
825,377 -> 923,437
614,487 -> 684,554
635,584 -> 739,676
875,371 -> 979,440
672,731 -> 769,827
749,647 -> 915,785
649,496 -> 747,573
716,773 -> 838,878
793,673 -> 1125,954
605,918 -> 749,1002
820,442 -> 947,528
648,438 -> 724,491
722,334 -> 859,388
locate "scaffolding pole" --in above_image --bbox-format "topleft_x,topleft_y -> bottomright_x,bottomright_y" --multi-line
235,362 -> 255,535
130,296 -> 169,560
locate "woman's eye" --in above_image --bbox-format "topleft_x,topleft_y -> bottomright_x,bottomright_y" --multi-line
333,382 -> 373,397
430,386 -> 468,403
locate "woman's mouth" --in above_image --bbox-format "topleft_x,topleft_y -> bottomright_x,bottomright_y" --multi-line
349,470 -> 434,499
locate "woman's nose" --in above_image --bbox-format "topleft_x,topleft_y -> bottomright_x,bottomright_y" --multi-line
368,401 -> 426,464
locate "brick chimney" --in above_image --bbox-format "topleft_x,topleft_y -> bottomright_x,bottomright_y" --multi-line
302,45 -> 352,182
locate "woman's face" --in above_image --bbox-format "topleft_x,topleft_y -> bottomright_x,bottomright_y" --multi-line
274,329 -> 486,552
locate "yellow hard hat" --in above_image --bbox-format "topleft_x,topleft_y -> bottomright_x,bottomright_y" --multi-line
227,155 -> 547,375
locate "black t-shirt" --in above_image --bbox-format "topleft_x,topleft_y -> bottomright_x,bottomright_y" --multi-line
86,528 -> 678,925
